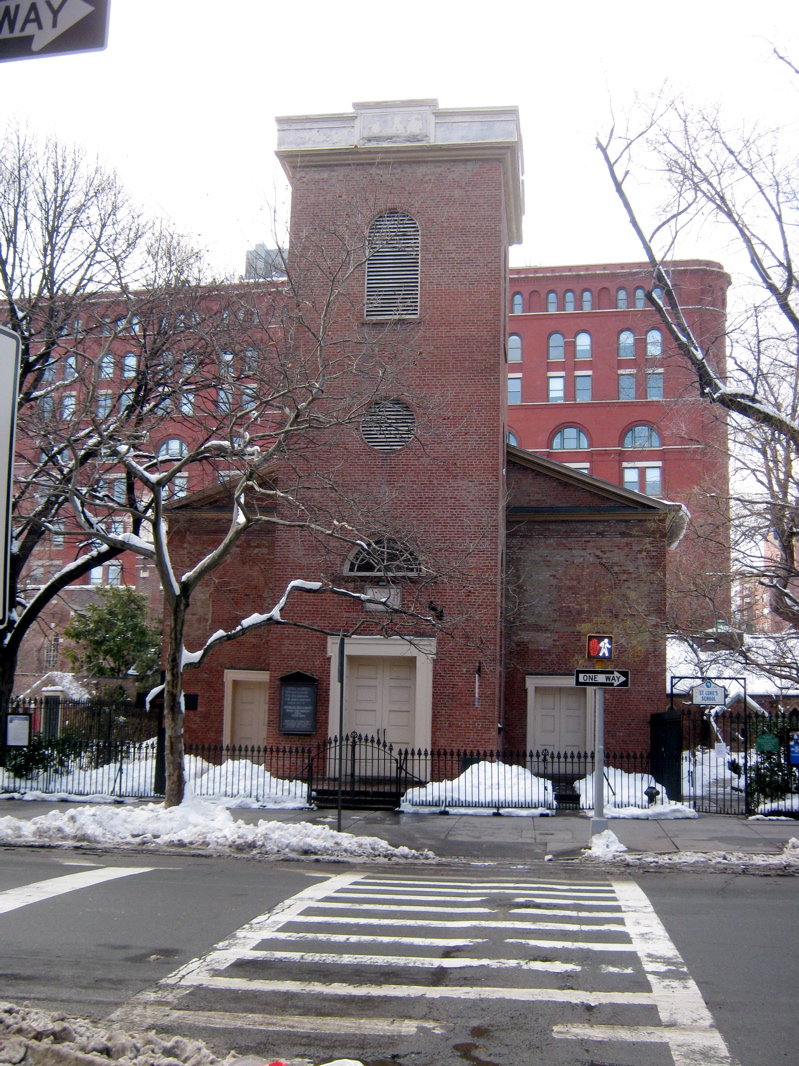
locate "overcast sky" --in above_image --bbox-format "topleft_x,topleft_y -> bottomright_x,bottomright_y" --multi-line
0,0 -> 796,279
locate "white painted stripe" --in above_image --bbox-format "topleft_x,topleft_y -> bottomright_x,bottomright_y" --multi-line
175,973 -> 655,1006
553,1023 -> 727,1046
360,878 -> 612,888
111,1004 -> 448,1037
203,947 -> 580,973
611,879 -> 734,1066
510,904 -> 620,914
0,867 -> 153,914
282,915 -> 628,932
329,892 -> 488,902
506,938 -> 635,953
352,884 -> 616,896
264,931 -> 487,947
307,902 -> 495,914
512,896 -> 620,907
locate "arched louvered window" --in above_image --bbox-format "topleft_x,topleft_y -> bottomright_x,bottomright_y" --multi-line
345,536 -> 421,577
365,211 -> 420,319
361,399 -> 416,452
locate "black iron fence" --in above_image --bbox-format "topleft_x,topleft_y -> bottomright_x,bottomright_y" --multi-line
0,716 -> 797,814
2,696 -> 158,747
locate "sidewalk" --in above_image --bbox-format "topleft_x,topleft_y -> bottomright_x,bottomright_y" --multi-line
1,798 -> 796,861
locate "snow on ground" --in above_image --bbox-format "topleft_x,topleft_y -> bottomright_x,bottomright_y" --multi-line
584,835 -> 799,870
584,829 -> 628,857
0,1001 -> 362,1066
575,769 -> 697,818
399,760 -> 553,813
0,798 -> 430,860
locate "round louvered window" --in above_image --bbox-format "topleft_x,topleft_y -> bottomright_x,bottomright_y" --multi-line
361,399 -> 415,453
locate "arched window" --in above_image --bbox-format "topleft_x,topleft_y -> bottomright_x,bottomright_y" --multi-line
646,328 -> 662,357
548,332 -> 565,359
511,292 -> 523,314
623,425 -> 661,449
616,288 -> 628,310
652,286 -> 664,303
575,331 -> 592,359
581,289 -> 592,311
365,211 -> 420,319
345,536 -> 421,577
634,286 -> 646,309
552,426 -> 589,450
618,329 -> 635,358
507,430 -> 519,446
564,290 -> 575,312
546,291 -> 558,312
508,334 -> 522,361
158,438 -> 188,460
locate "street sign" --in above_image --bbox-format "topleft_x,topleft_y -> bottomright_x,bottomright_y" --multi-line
574,669 -> 630,688
691,679 -> 727,706
0,0 -> 109,63
586,633 -> 614,660
0,326 -> 19,629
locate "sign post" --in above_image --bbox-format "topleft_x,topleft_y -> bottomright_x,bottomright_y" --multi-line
0,326 -> 20,629
576,635 -> 628,839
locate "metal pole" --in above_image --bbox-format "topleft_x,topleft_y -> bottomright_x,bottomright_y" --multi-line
591,687 -> 608,837
336,634 -> 345,833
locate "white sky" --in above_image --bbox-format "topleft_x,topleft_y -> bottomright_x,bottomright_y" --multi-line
0,0 -> 796,279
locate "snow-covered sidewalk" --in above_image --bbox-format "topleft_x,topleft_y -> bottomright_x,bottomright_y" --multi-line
0,799 -> 430,861
583,828 -> 799,870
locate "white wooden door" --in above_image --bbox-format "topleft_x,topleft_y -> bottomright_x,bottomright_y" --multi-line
229,679 -> 269,748
346,656 -> 415,746
532,686 -> 586,753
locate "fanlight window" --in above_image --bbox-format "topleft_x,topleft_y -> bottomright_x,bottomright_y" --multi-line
623,424 -> 661,448
361,399 -> 416,452
552,426 -> 589,450
345,537 -> 421,577
365,211 -> 420,319
158,438 -> 188,460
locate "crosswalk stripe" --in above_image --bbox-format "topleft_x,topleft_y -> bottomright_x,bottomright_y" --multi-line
0,867 -> 153,914
111,1004 -> 450,1036
201,947 -> 580,973
506,937 -> 636,952
279,915 -> 628,932
171,974 -> 655,1005
305,901 -> 495,913
265,931 -> 488,947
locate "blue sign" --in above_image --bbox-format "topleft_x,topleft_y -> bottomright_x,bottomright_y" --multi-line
790,732 -> 799,767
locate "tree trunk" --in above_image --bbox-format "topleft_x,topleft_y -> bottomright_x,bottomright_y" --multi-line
162,597 -> 188,808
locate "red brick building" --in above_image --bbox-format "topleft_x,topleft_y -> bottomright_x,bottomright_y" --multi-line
164,101 -> 683,756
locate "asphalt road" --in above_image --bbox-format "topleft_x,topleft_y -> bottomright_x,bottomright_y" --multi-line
0,848 -> 796,1066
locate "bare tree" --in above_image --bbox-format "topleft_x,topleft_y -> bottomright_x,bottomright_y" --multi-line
596,58 -> 799,681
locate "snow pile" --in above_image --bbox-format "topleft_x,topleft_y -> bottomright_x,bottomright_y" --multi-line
184,755 -> 308,809
574,769 -> 696,818
584,829 -> 627,857
0,1001 -> 222,1066
0,798 -> 430,860
399,760 -> 553,814
586,836 -> 799,870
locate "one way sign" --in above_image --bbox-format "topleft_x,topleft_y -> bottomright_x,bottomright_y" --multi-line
574,669 -> 630,688
0,0 -> 109,62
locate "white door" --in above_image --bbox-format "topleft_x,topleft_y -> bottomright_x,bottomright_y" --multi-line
229,679 -> 269,748
532,686 -> 586,753
346,656 -> 416,746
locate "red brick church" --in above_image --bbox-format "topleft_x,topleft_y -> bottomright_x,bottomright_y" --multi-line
167,99 -> 684,756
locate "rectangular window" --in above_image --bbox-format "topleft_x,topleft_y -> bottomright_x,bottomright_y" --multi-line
41,361 -> 56,382
508,376 -> 522,405
217,386 -> 233,413
241,387 -> 258,411
106,563 -> 122,586
618,373 -> 636,401
96,391 -> 112,417
179,391 -> 194,415
547,375 -> 564,402
50,520 -> 64,550
172,474 -> 188,499
623,468 -> 640,492
123,352 -> 137,378
574,374 -> 592,402
89,566 -> 104,586
644,466 -> 662,495
108,520 -> 125,537
646,372 -> 664,400
99,353 -> 114,379
111,478 -> 127,503
61,393 -> 76,419
64,354 -> 77,380
40,394 -> 54,418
